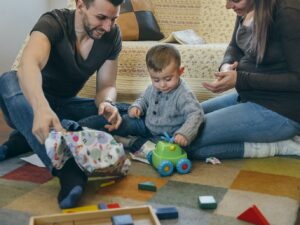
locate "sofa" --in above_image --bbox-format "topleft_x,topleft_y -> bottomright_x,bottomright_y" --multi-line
12,0 -> 236,103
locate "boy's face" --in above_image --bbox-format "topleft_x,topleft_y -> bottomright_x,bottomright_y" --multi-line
148,61 -> 184,93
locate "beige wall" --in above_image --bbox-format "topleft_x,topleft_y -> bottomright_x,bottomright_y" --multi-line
0,0 -> 67,74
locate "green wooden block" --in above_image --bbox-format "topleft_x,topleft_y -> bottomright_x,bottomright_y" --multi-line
138,181 -> 157,192
199,196 -> 217,209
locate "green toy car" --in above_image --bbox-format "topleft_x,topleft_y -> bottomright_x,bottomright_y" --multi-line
147,141 -> 192,176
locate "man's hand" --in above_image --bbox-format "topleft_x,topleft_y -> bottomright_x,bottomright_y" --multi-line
32,107 -> 64,144
98,101 -> 122,131
174,134 -> 188,147
128,107 -> 141,118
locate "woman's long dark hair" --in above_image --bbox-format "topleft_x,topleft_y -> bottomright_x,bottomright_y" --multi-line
251,0 -> 278,63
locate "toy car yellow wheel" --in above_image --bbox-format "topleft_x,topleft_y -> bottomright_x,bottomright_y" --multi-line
176,158 -> 192,174
147,151 -> 153,165
158,160 -> 173,176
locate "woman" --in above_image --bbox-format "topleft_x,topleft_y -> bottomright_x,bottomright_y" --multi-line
187,0 -> 300,159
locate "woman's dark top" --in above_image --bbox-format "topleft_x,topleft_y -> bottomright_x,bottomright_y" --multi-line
222,0 -> 300,123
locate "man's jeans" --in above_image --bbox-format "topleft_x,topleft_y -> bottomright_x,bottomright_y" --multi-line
79,113 -> 157,152
80,91 -> 300,160
0,71 -> 129,170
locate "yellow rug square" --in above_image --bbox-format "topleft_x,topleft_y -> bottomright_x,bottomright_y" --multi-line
242,157 -> 300,178
230,170 -> 300,200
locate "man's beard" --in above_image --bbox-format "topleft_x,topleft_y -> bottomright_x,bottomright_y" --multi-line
82,15 -> 105,40
84,25 -> 105,40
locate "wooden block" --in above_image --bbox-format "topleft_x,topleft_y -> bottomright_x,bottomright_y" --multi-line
198,196 -> 217,209
138,181 -> 157,192
62,205 -> 98,213
155,207 -> 178,220
99,180 -> 116,188
107,203 -> 121,209
98,203 -> 107,209
237,204 -> 270,225
111,214 -> 133,225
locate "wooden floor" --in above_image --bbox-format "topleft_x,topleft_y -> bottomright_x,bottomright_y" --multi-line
0,111 -> 12,144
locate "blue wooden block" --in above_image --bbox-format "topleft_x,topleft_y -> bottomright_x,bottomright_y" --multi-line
155,207 -> 178,220
111,214 -> 133,225
98,203 -> 107,209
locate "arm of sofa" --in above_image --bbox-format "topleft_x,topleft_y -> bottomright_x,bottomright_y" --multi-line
10,35 -> 30,71
151,0 -> 235,44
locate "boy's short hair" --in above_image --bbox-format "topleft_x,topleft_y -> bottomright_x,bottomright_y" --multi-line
146,44 -> 181,72
76,0 -> 124,8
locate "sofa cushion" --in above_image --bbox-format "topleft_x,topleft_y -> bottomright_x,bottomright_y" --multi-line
151,0 -> 235,43
78,42 -> 228,103
116,0 -> 164,41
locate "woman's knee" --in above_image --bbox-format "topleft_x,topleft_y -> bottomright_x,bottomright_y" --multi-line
201,91 -> 239,113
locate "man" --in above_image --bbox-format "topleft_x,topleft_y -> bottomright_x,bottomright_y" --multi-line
0,0 -> 124,208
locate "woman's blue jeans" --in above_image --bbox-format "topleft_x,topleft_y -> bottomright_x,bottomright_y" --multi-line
0,71 -> 129,170
187,91 -> 300,159
80,91 -> 300,160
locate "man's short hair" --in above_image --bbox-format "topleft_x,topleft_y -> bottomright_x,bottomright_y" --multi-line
146,44 -> 181,72
77,0 -> 124,8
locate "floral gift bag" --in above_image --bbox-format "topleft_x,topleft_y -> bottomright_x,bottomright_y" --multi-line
45,128 -> 131,177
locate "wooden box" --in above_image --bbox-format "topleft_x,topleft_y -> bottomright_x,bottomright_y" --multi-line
29,205 -> 161,225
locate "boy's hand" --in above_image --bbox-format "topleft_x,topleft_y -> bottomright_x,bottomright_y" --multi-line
174,134 -> 188,147
128,107 -> 141,118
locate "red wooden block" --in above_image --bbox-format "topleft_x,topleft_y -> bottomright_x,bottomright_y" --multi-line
237,204 -> 270,225
107,203 -> 121,209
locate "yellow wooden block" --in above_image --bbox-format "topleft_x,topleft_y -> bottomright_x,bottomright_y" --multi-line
99,180 -> 116,188
62,204 -> 98,213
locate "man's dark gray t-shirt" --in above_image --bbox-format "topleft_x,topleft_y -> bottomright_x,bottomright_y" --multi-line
31,9 -> 122,97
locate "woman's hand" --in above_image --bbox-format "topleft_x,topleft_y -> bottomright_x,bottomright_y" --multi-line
220,61 -> 238,72
174,134 -> 188,147
128,107 -> 141,118
203,61 -> 238,93
98,102 -> 122,131
202,70 -> 237,93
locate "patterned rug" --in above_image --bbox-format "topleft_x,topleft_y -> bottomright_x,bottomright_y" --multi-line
0,111 -> 299,225
0,153 -> 299,225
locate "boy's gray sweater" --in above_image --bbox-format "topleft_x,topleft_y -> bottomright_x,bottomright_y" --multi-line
130,79 -> 204,145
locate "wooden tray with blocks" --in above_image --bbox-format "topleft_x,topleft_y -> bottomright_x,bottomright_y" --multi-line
29,205 -> 161,225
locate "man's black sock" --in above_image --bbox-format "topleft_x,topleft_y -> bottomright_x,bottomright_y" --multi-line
53,158 -> 87,208
0,131 -> 32,160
